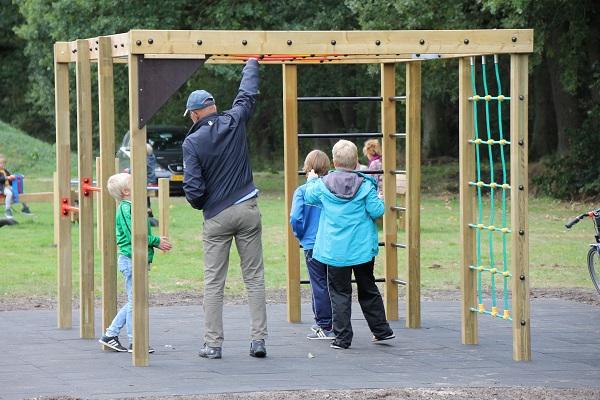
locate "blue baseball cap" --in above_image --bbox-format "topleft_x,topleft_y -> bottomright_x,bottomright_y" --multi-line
183,89 -> 215,116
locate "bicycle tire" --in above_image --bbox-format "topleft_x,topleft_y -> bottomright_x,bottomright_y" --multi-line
587,247 -> 600,295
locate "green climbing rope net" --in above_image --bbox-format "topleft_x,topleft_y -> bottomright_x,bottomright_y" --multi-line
468,55 -> 512,321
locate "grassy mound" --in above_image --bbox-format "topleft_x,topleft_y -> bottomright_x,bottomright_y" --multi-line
0,120 -> 57,178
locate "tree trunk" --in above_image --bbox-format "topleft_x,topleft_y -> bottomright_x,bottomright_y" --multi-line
529,57 -> 557,160
422,96 -> 452,158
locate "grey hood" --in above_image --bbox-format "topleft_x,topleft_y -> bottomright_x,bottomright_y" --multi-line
322,170 -> 364,199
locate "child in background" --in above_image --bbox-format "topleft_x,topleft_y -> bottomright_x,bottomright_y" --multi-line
290,150 -> 334,340
0,154 -> 33,218
362,139 -> 383,198
305,140 -> 394,350
146,143 -> 159,227
99,173 -> 172,353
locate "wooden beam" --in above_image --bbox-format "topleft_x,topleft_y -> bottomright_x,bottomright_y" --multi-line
96,157 -> 101,250
128,30 -> 533,56
405,61 -> 421,329
380,63 -> 398,321
53,172 -> 59,246
19,192 -> 54,203
283,64 -> 301,323
55,33 -> 129,63
510,54 -> 531,362
158,178 -> 169,238
129,53 -> 150,366
54,44 -> 72,329
459,57 -> 478,345
76,39 -> 95,339
98,36 -> 118,343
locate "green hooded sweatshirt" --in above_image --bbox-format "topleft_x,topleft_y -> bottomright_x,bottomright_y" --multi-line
116,200 -> 161,263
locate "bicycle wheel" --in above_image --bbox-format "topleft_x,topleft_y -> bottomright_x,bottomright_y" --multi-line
587,246 -> 600,295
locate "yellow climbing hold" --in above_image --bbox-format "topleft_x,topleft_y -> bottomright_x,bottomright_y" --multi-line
477,266 -> 485,272
500,227 -> 509,233
490,182 -> 498,189
488,225 -> 496,231
502,271 -> 511,277
499,139 -> 507,145
485,95 -> 492,101
478,303 -> 485,313
489,268 -> 497,274
487,139 -> 494,145
473,95 -> 480,101
503,309 -> 510,320
476,181 -> 484,187
474,138 -> 482,144
497,95 -> 505,101
477,224 -> 485,229
491,306 -> 498,317
501,183 -> 510,189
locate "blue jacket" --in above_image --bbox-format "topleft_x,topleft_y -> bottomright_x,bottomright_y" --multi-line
304,170 -> 384,267
182,60 -> 259,220
290,183 -> 322,250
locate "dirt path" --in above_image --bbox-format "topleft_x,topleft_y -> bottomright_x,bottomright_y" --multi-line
2,287 -> 598,312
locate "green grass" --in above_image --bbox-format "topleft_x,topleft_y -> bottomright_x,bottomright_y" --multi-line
0,120 -> 594,299
1,172 -> 596,299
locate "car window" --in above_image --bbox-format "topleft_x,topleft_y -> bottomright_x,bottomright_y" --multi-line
148,131 -> 185,152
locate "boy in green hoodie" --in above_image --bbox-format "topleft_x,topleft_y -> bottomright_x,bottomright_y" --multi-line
99,173 -> 172,352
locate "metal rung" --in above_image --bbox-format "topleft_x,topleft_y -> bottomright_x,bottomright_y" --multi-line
392,278 -> 407,286
298,170 -> 383,175
390,133 -> 406,138
378,241 -> 384,247
298,132 -> 383,139
301,278 -> 386,285
391,170 -> 406,175
298,96 -> 382,102
391,242 -> 407,248
391,206 -> 406,212
389,96 -> 406,101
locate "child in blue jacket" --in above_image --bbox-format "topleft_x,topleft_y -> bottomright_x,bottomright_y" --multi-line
304,140 -> 394,349
290,150 -> 334,340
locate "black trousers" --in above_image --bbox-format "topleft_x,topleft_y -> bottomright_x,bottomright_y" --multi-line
327,259 -> 393,347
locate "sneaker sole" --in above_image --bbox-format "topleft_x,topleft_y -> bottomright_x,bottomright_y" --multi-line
372,334 -> 396,343
98,339 -> 127,352
128,348 -> 155,353
250,351 -> 266,358
307,335 -> 336,340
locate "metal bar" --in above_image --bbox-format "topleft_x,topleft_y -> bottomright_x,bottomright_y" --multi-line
391,242 -> 407,248
392,278 -> 407,285
298,170 -> 383,175
390,96 -> 407,101
391,206 -> 406,212
390,133 -> 407,138
298,96 -> 382,102
391,170 -> 407,175
298,132 -> 382,139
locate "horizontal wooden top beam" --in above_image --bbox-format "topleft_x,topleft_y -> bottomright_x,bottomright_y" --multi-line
54,29 -> 533,63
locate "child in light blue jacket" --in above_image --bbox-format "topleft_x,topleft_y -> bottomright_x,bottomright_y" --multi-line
290,150 -> 334,340
304,140 -> 394,349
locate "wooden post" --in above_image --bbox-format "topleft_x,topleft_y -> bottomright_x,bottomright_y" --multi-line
129,53 -> 150,366
96,157 -> 101,250
54,44 -> 72,329
459,57 -> 478,345
380,63 -> 398,321
76,39 -> 95,339
98,36 -> 117,341
405,61 -> 421,329
510,54 -> 531,361
158,178 -> 169,238
53,171 -> 59,247
283,64 -> 300,323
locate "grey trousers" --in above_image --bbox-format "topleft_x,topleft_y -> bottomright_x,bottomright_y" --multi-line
202,198 -> 267,347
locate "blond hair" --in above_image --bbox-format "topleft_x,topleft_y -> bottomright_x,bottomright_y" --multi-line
332,140 -> 358,170
303,150 -> 330,177
106,173 -> 131,200
363,139 -> 381,158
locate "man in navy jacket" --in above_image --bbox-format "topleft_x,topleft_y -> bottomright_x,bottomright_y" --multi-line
183,58 -> 267,360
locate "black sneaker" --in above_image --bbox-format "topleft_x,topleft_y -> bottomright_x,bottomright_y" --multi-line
372,333 -> 395,343
21,205 -> 34,216
99,335 -> 127,352
128,344 -> 155,353
330,341 -> 350,350
198,343 -> 222,359
249,339 -> 267,358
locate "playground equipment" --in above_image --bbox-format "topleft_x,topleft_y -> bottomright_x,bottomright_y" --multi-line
54,29 -> 532,366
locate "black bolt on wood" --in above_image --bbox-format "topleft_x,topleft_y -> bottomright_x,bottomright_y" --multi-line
512,36 -> 518,42
519,229 -> 525,235
114,45 -> 118,49
95,40 -> 99,44
415,54 -> 420,57
89,48 -> 92,51
519,95 -> 525,100
520,320 -> 526,326
197,40 -> 203,45
519,185 -> 524,190
519,139 -> 524,146
287,40 -> 292,45
121,44 -> 125,47
464,39 -> 470,44
419,39 -> 425,45
520,274 -> 525,280
94,47 -> 98,51
148,38 -> 153,44
375,40 -> 381,46
331,39 -> 336,45
242,40 -> 247,45
72,49 -> 76,53
136,40 -> 142,46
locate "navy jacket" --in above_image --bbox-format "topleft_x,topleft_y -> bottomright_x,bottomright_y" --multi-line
182,60 -> 259,220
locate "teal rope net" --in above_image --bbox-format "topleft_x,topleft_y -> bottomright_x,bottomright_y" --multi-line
468,56 -> 512,321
